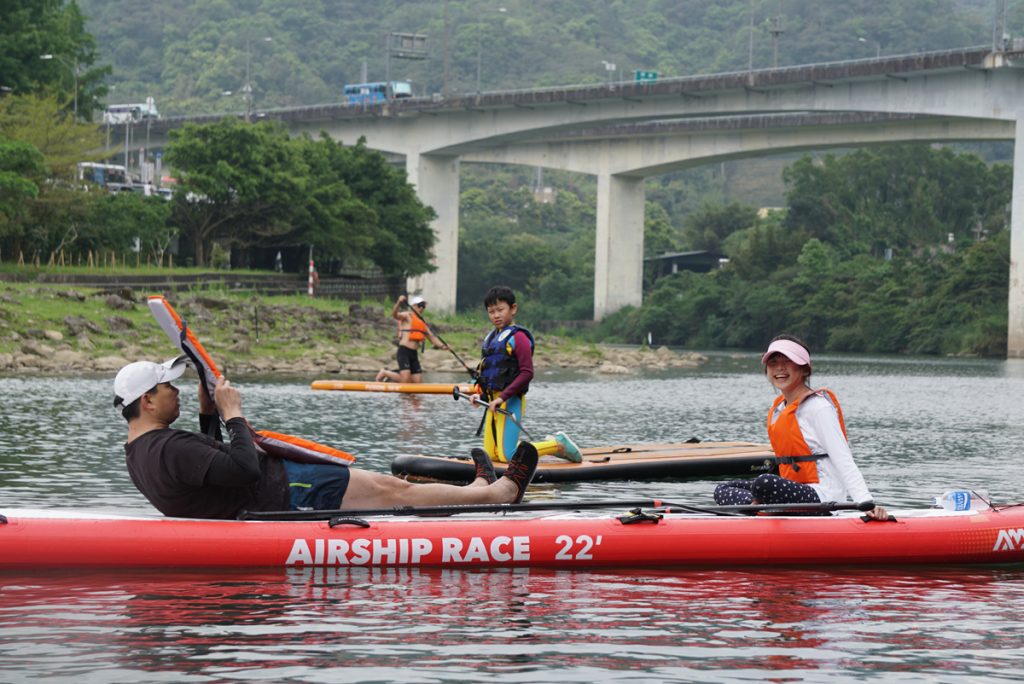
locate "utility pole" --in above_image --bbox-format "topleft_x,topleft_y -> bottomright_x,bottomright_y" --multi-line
243,38 -> 252,122
123,118 -> 130,171
39,54 -> 79,119
748,0 -> 755,71
993,0 -> 1009,50
768,15 -> 784,68
442,0 -> 450,97
242,36 -> 272,122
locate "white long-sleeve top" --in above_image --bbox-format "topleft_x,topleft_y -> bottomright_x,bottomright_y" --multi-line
772,394 -> 874,505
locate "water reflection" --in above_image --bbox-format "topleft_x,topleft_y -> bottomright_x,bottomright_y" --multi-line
2,567 -> 1023,681
1003,358 -> 1024,379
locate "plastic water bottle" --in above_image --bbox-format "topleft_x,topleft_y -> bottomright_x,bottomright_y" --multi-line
932,490 -> 972,511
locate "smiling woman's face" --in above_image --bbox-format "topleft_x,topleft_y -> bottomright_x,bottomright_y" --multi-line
765,353 -> 810,394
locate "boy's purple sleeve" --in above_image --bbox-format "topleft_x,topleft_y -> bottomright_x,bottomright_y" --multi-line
500,331 -> 534,401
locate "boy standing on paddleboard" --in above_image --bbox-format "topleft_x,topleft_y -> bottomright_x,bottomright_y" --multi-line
471,286 -> 582,464
376,294 -> 449,383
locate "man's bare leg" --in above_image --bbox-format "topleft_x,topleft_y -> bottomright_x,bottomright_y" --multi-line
340,443 -> 538,509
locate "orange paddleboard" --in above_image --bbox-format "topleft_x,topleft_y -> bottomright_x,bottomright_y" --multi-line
311,380 -> 478,395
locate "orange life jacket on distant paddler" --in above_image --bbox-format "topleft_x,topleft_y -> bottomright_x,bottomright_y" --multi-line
766,389 -> 847,484
402,315 -> 428,343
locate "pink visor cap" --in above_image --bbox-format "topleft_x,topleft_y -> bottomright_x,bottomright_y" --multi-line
761,339 -> 811,368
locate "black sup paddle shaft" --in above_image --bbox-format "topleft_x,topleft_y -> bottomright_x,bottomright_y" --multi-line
240,500 -> 875,521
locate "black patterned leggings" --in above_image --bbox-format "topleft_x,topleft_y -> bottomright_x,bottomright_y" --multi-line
714,474 -> 821,505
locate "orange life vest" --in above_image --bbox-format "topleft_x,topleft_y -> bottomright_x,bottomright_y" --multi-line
253,427 -> 356,467
402,315 -> 428,343
766,389 -> 847,484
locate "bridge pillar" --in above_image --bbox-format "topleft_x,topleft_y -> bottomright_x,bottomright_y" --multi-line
1010,124 -> 1024,358
594,173 -> 645,320
405,153 -> 460,314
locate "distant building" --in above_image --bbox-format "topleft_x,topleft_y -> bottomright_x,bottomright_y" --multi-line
533,186 -> 556,204
644,250 -> 724,281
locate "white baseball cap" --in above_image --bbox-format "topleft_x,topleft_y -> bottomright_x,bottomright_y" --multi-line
113,355 -> 189,410
409,295 -> 426,307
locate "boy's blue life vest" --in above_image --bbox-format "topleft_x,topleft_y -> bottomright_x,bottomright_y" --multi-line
478,324 -> 534,393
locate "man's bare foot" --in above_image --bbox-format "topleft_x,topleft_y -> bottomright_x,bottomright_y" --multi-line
375,369 -> 389,382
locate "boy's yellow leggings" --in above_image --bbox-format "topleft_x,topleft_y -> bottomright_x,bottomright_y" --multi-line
482,393 -> 560,463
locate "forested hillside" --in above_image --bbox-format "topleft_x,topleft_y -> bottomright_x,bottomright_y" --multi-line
77,0 -> 1003,116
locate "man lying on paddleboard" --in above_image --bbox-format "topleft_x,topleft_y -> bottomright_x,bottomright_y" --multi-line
114,357 -> 538,519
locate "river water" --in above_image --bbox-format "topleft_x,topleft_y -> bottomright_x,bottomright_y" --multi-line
2,352 -> 1024,682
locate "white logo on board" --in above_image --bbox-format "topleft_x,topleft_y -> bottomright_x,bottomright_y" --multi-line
993,527 -> 1024,551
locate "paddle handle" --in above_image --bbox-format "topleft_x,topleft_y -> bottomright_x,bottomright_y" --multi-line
453,387 -> 514,417
453,387 -> 535,441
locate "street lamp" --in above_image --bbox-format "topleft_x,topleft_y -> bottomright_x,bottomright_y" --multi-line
858,36 -> 881,58
242,37 -> 272,122
476,7 -> 507,93
601,59 -> 616,85
39,53 -> 79,118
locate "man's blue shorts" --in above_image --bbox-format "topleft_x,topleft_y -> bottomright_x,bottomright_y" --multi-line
282,460 -> 351,511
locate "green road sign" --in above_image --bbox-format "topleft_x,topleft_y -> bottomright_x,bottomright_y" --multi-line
635,70 -> 658,83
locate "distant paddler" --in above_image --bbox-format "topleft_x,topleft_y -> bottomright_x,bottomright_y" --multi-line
376,294 -> 450,384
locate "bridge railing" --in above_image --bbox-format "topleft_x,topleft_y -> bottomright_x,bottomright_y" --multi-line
144,45 -> 994,130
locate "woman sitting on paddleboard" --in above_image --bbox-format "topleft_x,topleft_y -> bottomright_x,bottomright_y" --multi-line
714,335 -> 888,520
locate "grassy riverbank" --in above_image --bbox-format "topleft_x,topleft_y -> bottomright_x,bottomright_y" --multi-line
0,279 -> 705,377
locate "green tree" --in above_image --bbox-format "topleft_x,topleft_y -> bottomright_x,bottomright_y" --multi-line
165,118 -> 307,266
310,135 -> 437,276
0,93 -> 104,175
783,145 -> 1011,258
16,181 -> 97,263
682,201 -> 758,252
0,137 -> 46,257
87,192 -> 174,264
644,202 -> 680,257
0,1 -> 109,120
167,121 -> 436,273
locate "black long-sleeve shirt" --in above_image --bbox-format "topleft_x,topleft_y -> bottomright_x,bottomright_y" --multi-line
125,415 -> 289,519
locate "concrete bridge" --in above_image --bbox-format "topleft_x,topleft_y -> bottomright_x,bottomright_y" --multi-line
138,46 -> 1024,357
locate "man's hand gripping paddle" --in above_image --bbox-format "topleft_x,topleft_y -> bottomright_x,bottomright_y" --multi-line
148,295 -> 223,434
452,386 -> 535,441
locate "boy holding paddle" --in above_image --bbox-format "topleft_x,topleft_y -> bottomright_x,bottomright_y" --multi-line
471,286 -> 582,464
